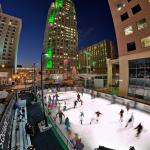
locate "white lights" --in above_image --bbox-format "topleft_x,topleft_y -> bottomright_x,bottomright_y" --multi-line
124,26 -> 133,36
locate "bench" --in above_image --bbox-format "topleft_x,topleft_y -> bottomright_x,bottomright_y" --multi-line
11,100 -> 32,150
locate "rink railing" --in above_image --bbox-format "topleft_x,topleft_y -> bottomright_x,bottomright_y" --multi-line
43,86 -> 150,113
44,107 -> 74,150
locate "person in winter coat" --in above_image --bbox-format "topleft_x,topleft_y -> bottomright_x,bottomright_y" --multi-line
125,113 -> 134,127
65,117 -> 70,131
55,92 -> 59,102
74,100 -> 78,109
119,109 -> 124,122
74,138 -> 84,150
80,112 -> 84,125
134,123 -> 143,137
77,93 -> 80,101
56,110 -> 65,124
95,111 -> 102,123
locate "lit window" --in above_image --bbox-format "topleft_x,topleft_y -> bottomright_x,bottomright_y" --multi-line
141,36 -> 150,48
124,26 -> 133,36
117,3 -> 126,11
137,18 -> 147,30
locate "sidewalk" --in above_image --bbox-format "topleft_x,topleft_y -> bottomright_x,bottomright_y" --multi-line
23,92 -> 63,150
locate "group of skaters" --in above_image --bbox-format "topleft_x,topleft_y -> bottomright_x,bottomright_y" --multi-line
119,103 -> 143,137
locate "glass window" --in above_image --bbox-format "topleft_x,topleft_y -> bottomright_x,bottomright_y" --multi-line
131,4 -> 142,15
141,36 -> 150,48
121,12 -> 129,21
137,18 -> 147,30
127,41 -> 136,51
117,3 -> 126,11
124,26 -> 133,36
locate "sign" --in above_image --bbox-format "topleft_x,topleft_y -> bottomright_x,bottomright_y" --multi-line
0,96 -> 15,150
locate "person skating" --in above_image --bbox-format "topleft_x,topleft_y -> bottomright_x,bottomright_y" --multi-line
74,100 -> 78,109
95,111 -> 102,123
56,110 -> 65,124
65,117 -> 70,131
134,123 -> 143,137
126,103 -> 130,113
119,109 -> 124,122
55,92 -> 59,102
77,93 -> 80,102
80,111 -> 84,125
125,113 -> 134,127
74,138 -> 84,150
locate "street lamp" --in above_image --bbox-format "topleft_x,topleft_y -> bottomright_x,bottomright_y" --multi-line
41,52 -> 48,127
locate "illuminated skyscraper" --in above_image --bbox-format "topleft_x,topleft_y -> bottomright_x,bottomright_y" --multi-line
43,0 -> 78,74
0,7 -> 22,84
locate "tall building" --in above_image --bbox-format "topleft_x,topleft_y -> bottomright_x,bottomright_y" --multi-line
0,8 -> 22,85
43,0 -> 78,74
79,40 -> 115,75
0,4 -> 2,12
108,0 -> 150,103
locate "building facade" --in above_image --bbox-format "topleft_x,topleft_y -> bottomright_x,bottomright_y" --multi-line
78,40 -> 115,75
43,0 -> 78,75
108,0 -> 150,103
0,7 -> 22,85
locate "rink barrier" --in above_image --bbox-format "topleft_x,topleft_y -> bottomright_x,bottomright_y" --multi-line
47,115 -> 74,150
42,87 -> 150,113
83,88 -> 150,114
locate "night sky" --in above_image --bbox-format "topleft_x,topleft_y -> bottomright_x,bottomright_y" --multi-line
0,0 -> 117,66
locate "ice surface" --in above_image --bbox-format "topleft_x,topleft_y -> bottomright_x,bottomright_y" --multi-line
45,91 -> 150,150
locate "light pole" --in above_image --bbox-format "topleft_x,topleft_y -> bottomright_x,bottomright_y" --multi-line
41,52 -> 48,127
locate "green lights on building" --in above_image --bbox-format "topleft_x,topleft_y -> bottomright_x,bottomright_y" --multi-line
56,0 -> 63,9
46,48 -> 53,69
77,61 -> 81,69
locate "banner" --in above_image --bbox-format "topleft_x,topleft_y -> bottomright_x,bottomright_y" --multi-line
0,96 -> 15,150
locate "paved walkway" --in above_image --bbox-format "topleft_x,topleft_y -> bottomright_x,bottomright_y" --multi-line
22,92 -> 63,150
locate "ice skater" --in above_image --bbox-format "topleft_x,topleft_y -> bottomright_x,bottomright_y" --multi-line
125,113 -> 134,127
119,109 -> 124,122
95,111 -> 102,123
126,103 -> 130,113
77,93 -> 80,102
80,111 -> 84,125
74,100 -> 78,109
134,122 -> 143,137
65,117 -> 70,131
56,110 -> 65,124
55,92 -> 59,102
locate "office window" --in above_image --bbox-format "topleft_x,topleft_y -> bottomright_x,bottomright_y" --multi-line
137,18 -> 147,30
131,4 -> 141,15
124,26 -> 133,35
117,3 -> 126,11
121,12 -> 129,21
127,41 -> 136,51
141,36 -> 150,48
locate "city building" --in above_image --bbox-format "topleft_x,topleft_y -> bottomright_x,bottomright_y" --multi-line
108,0 -> 150,103
43,0 -> 78,75
0,6 -> 22,85
78,40 -> 115,75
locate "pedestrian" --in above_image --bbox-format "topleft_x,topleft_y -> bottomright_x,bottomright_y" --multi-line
125,113 -> 134,127
56,110 -> 65,124
80,111 -> 84,125
119,109 -> 124,122
74,100 -> 78,109
65,117 -> 70,131
134,123 -> 143,137
49,95 -> 52,104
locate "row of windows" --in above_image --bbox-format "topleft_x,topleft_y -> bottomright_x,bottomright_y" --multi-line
127,36 -> 150,51
121,4 -> 142,22
124,18 -> 147,36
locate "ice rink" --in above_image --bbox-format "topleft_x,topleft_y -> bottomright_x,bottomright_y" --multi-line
46,91 -> 150,150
